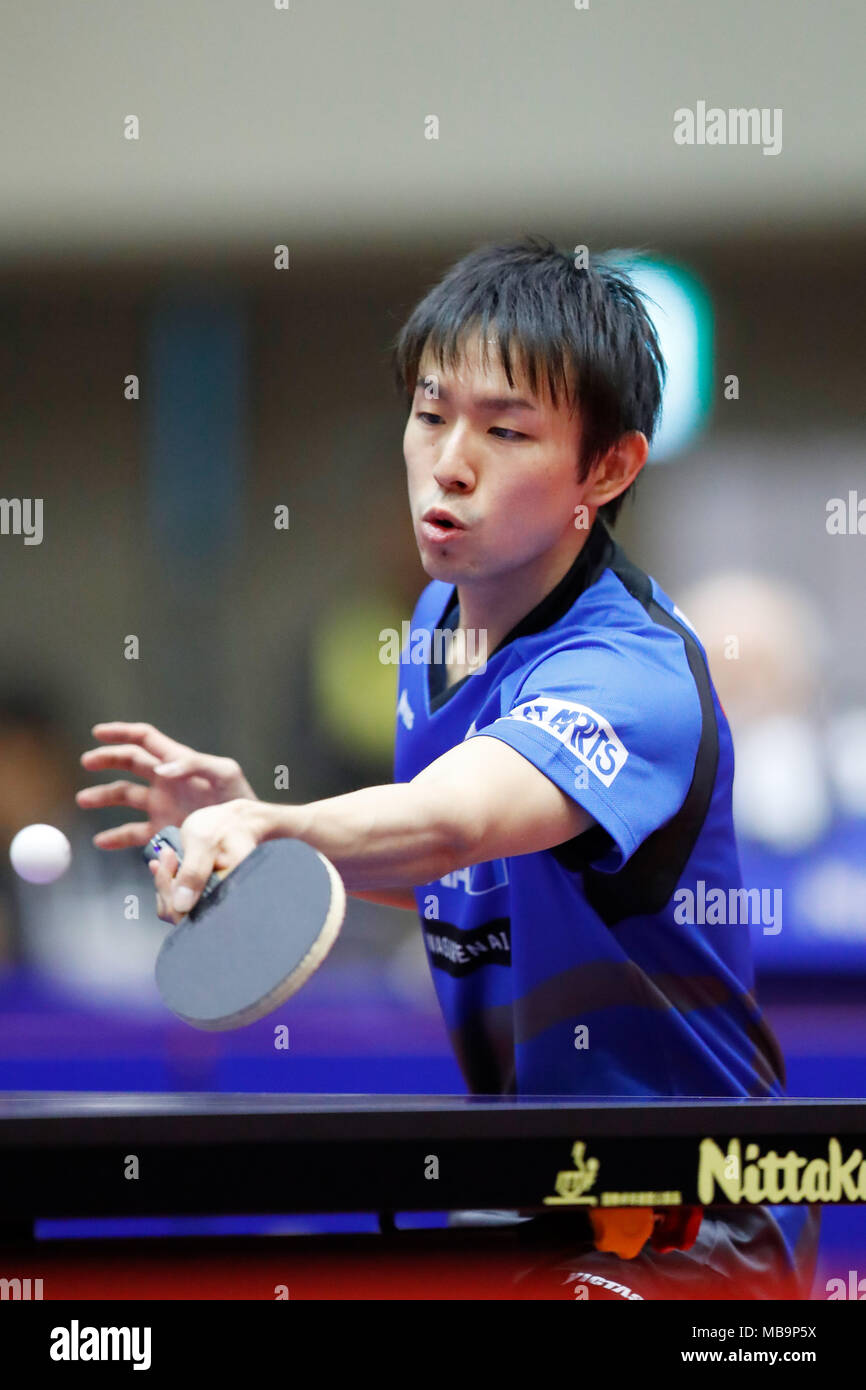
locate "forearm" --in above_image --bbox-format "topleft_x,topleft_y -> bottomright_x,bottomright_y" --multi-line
255,782 -> 463,891
349,887 -> 419,911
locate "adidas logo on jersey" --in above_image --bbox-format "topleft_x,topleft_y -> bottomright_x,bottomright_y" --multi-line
397,689 -> 414,729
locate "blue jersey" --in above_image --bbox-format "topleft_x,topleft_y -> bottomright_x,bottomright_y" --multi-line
393,518 -> 818,1281
394,519 -> 784,1098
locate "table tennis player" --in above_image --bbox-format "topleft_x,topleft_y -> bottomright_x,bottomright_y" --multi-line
78,236 -> 820,1299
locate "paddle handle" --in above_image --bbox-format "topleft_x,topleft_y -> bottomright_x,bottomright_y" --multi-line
142,825 -> 224,904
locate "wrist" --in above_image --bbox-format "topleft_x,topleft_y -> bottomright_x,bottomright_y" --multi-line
234,774 -> 258,801
246,799 -> 305,845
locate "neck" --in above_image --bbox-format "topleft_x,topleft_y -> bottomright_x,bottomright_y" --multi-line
455,521 -> 596,661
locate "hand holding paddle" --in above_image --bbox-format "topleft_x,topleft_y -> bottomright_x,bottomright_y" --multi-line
143,804 -> 346,1031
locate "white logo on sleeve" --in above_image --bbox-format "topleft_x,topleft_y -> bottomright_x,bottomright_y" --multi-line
501,699 -> 628,787
397,689 -> 415,729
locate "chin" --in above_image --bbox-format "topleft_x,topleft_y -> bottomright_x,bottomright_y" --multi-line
419,554 -> 458,582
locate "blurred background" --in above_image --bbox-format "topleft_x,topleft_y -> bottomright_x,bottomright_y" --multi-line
0,0 -> 864,1284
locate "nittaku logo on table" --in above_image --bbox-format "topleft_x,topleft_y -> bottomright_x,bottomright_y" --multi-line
673,880 -> 782,935
698,1137 -> 866,1203
49,1321 -> 151,1371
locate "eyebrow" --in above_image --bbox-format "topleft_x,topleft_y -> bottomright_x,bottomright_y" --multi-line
414,377 -> 538,412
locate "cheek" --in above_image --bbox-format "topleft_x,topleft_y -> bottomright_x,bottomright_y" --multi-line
403,433 -> 431,494
404,457 -> 422,503
402,423 -> 420,468
492,469 -> 569,527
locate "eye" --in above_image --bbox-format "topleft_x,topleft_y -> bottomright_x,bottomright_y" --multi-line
413,413 -> 528,441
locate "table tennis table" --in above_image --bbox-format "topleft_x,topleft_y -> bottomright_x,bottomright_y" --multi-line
0,1093 -> 863,1300
2,1092 -> 865,1230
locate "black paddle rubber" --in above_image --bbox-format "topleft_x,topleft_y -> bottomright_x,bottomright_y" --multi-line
143,827 -> 345,1031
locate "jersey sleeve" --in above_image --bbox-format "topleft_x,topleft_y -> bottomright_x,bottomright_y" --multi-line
467,632 -> 703,870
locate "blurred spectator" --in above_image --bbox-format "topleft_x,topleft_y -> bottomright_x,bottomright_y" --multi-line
680,575 -> 866,973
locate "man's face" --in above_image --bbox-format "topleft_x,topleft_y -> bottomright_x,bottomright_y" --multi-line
404,334 -> 588,585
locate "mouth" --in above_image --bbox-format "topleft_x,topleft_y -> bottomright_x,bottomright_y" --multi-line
420,510 -> 468,545
421,509 -> 466,532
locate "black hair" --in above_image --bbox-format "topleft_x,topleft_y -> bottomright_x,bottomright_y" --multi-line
391,235 -> 666,525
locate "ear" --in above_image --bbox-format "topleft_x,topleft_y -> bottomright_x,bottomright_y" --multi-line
582,432 -> 649,509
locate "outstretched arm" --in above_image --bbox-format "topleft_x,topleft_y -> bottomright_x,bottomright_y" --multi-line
153,735 -> 593,922
282,735 -> 592,888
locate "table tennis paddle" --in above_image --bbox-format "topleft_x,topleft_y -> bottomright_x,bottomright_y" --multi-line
142,826 -> 346,1031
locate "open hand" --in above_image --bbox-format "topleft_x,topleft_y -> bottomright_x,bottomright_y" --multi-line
77,721 -> 257,850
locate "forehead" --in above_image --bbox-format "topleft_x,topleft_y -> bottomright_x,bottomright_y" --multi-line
416,331 -> 572,414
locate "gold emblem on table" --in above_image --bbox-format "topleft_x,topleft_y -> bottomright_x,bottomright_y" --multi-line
543,1141 -> 600,1205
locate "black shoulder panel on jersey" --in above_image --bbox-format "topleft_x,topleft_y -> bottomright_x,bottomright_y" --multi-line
553,543 -> 720,928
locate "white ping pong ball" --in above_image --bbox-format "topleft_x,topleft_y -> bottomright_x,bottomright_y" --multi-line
9,824 -> 72,884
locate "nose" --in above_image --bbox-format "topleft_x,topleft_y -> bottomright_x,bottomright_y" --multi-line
431,422 -> 476,493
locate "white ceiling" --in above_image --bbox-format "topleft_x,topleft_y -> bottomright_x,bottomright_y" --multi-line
1,0 -> 863,264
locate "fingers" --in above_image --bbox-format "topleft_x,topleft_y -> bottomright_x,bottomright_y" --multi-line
91,722 -> 183,762
149,862 -> 168,922
75,780 -> 149,811
92,821 -> 154,851
80,744 -> 161,779
149,850 -> 181,924
169,818 -> 255,916
151,756 -> 194,778
169,834 -> 217,916
152,753 -> 242,787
